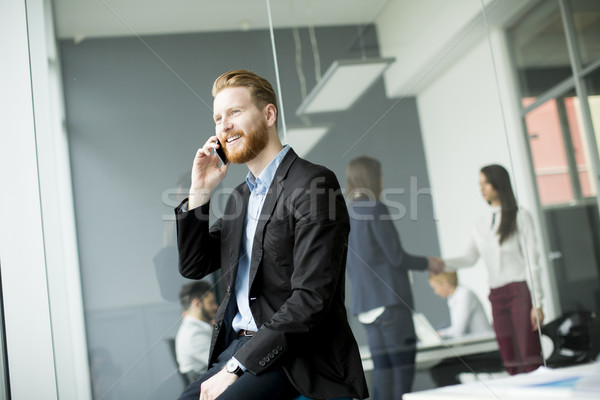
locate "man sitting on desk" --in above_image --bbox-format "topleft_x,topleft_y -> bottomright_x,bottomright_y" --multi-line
175,69 -> 368,400
428,272 -> 502,386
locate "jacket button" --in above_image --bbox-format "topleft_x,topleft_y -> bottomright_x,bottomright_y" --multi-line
272,349 -> 278,355
277,345 -> 283,351
213,323 -> 219,331
268,352 -> 274,358
259,360 -> 266,367
264,356 -> 270,362
226,285 -> 232,294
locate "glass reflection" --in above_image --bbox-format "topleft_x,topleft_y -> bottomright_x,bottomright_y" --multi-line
508,0 -> 600,382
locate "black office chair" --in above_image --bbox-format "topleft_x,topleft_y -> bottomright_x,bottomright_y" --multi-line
166,337 -> 193,388
541,310 -> 595,367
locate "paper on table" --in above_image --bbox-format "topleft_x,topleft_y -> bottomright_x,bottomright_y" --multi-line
573,363 -> 600,394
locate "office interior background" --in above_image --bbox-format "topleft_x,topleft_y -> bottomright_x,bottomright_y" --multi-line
1,0 -> 600,398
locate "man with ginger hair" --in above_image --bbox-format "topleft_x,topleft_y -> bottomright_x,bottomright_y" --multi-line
175,70 -> 368,400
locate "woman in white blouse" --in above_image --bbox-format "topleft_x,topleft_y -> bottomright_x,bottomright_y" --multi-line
443,164 -> 544,375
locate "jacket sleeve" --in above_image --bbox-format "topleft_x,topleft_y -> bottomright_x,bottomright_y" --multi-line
175,199 -> 222,280
232,170 -> 349,374
369,203 -> 428,271
443,233 -> 480,270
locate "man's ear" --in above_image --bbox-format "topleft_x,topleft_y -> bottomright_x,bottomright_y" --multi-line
191,297 -> 200,308
264,103 -> 277,128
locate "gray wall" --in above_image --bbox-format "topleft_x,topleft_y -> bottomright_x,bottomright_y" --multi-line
61,24 -> 446,399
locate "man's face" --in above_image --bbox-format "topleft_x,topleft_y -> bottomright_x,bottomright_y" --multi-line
200,292 -> 218,322
429,280 -> 451,299
213,87 -> 269,164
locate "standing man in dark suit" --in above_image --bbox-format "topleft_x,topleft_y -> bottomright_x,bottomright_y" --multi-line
175,70 -> 368,400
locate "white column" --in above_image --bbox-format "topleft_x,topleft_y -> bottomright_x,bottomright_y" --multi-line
0,0 -> 92,398
0,0 -> 59,397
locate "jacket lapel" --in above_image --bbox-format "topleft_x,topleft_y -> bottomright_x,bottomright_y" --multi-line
247,149 -> 298,285
226,184 -> 250,285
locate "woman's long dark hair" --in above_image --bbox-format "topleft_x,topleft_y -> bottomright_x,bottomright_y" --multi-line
481,164 -> 518,244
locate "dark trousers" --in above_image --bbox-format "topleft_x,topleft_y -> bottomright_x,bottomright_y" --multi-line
177,336 -> 299,400
429,351 -> 504,386
363,305 -> 416,400
489,281 -> 543,375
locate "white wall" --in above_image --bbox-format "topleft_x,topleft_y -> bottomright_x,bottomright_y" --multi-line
376,0 -> 532,97
377,0 -> 489,97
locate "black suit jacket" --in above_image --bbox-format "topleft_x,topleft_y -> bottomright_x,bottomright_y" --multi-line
175,149 -> 368,399
346,200 -> 428,315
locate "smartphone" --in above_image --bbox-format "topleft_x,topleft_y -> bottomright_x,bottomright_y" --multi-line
214,139 -> 228,165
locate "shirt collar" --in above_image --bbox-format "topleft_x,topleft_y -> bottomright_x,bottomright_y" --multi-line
245,145 -> 290,193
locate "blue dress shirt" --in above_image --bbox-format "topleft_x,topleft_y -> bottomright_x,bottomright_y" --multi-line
231,145 -> 290,333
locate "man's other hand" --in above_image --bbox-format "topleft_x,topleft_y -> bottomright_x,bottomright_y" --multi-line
199,368 -> 238,400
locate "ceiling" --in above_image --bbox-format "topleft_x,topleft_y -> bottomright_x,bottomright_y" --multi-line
53,0 -> 391,40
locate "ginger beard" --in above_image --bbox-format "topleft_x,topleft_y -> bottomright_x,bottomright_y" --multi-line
222,119 -> 269,164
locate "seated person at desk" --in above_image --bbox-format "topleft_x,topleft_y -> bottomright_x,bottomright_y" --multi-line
176,281 -> 218,382
428,272 -> 502,386
429,272 -> 493,338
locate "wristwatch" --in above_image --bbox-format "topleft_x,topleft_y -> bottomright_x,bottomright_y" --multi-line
225,358 -> 244,377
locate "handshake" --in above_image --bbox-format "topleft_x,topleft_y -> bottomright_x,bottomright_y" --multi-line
427,257 -> 445,275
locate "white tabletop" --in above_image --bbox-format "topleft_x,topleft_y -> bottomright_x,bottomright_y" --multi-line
403,363 -> 600,400
360,333 -> 499,371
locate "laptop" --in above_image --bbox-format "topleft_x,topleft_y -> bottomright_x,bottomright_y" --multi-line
413,312 -> 444,346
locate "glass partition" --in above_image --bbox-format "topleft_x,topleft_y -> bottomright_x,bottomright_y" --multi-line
272,0 -> 547,395
50,0 -> 600,399
505,0 -> 600,381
